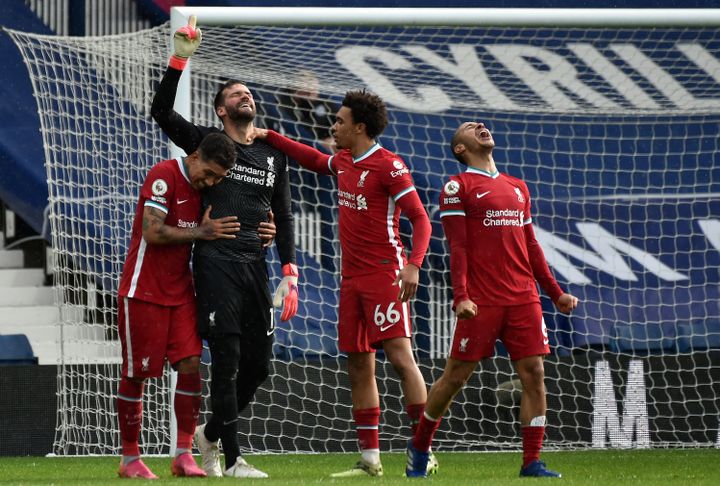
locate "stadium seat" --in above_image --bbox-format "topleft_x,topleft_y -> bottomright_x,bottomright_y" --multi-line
0,334 -> 38,365
609,323 -> 676,354
676,321 -> 720,353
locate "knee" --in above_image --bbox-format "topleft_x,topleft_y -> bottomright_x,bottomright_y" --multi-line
389,358 -> 414,382
517,359 -> 545,390
442,371 -> 470,392
174,356 -> 200,374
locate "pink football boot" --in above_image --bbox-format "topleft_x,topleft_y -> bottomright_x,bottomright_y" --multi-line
118,458 -> 159,479
171,452 -> 208,477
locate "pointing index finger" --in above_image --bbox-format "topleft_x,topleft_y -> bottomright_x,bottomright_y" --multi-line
188,15 -> 197,29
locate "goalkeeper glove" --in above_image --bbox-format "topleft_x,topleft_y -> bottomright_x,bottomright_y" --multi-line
169,15 -> 202,71
273,263 -> 299,321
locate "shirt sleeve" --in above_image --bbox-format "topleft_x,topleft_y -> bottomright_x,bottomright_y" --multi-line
150,66 -> 207,156
141,164 -> 175,214
521,181 -> 565,302
266,130 -> 334,175
271,152 -> 297,266
438,177 -> 470,307
381,156 -> 430,268
395,190 -> 431,269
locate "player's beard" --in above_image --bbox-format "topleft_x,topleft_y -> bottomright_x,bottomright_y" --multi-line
226,105 -> 255,124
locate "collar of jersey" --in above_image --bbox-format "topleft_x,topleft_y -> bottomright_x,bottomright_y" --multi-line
176,157 -> 191,183
353,142 -> 382,163
466,166 -> 500,178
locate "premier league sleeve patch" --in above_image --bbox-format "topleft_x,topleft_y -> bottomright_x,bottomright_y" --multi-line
151,179 -> 168,196
444,180 -> 460,196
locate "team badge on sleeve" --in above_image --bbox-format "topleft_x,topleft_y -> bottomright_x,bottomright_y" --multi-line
444,180 -> 460,196
151,179 -> 168,196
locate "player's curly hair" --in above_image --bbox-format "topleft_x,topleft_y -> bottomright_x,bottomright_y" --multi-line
342,89 -> 388,139
213,79 -> 248,117
198,133 -> 236,170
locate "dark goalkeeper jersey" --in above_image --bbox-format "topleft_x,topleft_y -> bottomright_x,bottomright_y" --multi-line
151,66 -> 295,265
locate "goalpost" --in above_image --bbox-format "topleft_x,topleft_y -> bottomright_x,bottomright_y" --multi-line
6,7 -> 720,455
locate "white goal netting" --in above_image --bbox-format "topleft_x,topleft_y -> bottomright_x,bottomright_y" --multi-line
6,12 -> 720,455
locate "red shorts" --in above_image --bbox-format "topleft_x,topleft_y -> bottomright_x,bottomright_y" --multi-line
338,271 -> 413,353
118,297 -> 201,378
450,302 -> 549,362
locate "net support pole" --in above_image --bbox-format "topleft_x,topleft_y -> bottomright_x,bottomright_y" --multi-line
166,7 -> 194,458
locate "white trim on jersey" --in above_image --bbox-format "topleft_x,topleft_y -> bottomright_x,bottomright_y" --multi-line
466,166 -> 500,178
439,210 -> 466,218
524,217 -> 533,225
122,297 -> 134,378
385,196 -> 405,270
353,143 -> 382,163
393,185 -> 416,202
127,238 -> 148,298
144,200 -> 168,213
327,155 -> 336,175
176,157 -> 191,183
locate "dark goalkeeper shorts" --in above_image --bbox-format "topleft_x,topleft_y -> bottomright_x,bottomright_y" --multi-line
193,256 -> 274,339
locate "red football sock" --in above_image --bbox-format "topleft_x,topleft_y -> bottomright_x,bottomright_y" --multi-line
174,372 -> 202,451
522,426 -> 545,467
353,407 -> 380,452
117,377 -> 144,457
406,403 -> 425,436
413,412 -> 441,453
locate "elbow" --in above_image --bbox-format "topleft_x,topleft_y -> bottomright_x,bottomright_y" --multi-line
149,103 -> 162,123
142,229 -> 162,245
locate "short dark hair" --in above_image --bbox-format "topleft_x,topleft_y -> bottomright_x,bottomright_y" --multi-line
197,133 -> 236,170
341,89 -> 388,139
213,79 -> 248,116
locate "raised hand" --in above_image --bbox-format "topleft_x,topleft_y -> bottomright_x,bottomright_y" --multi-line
169,15 -> 203,70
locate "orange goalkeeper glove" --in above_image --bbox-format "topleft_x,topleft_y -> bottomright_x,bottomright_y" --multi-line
273,263 -> 299,321
169,15 -> 202,71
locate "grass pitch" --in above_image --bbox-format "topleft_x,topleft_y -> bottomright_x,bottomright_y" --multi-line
0,449 -> 717,485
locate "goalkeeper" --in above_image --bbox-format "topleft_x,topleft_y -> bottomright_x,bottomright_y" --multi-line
116,133 -> 239,479
150,17 -> 298,479
405,121 -> 578,479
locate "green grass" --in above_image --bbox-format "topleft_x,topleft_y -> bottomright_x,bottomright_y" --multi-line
0,449 -> 717,485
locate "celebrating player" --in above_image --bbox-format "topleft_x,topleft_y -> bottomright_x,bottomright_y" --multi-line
254,89 -> 437,477
150,17 -> 296,478
116,133 -> 238,479
405,121 -> 579,479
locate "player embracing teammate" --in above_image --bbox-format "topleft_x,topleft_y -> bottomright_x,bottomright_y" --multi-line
255,88 -> 438,477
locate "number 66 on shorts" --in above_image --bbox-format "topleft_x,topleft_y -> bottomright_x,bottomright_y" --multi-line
338,271 -> 412,353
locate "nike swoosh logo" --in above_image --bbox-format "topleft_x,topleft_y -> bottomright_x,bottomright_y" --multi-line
177,199 -> 188,205
380,323 -> 396,332
476,191 -> 491,199
543,339 -> 549,345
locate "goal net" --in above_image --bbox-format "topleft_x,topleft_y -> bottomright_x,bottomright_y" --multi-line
6,7 -> 720,455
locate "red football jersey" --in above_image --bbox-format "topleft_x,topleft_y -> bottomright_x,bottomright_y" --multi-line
439,167 -> 562,306
118,158 -> 201,305
328,144 -> 417,277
